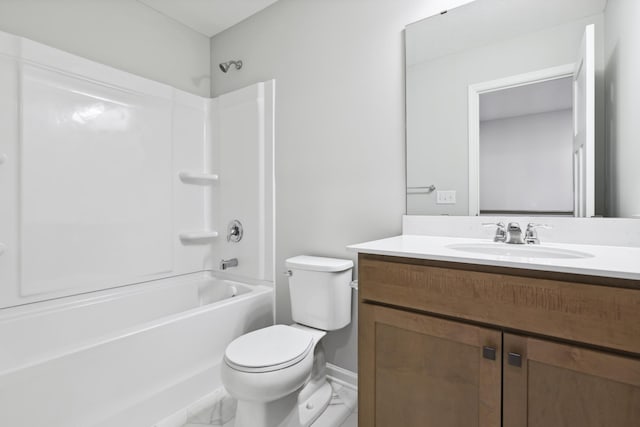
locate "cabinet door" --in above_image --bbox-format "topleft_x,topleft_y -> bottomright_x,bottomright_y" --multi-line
359,303 -> 501,427
503,334 -> 640,427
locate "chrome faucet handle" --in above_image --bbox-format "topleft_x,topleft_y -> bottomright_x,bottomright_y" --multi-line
525,223 -> 552,245
227,220 -> 243,243
483,222 -> 507,242
527,223 -> 551,230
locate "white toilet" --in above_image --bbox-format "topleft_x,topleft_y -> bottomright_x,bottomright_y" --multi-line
221,255 -> 354,427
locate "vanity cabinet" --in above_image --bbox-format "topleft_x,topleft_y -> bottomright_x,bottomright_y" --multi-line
358,254 -> 640,427
502,334 -> 640,426
360,303 -> 502,426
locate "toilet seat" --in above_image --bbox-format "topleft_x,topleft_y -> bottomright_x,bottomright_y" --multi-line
224,325 -> 314,373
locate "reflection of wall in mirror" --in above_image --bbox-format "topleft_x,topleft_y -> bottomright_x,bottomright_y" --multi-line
406,14 -> 605,216
605,0 -> 640,218
479,110 -> 574,214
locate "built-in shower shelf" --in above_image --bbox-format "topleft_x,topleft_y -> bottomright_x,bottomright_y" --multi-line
178,171 -> 219,185
179,231 -> 219,243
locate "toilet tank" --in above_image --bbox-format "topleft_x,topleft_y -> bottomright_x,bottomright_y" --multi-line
285,256 -> 354,331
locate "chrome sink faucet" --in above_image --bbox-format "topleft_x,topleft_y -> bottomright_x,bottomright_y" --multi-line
484,222 -> 551,244
505,222 -> 525,244
220,258 -> 238,270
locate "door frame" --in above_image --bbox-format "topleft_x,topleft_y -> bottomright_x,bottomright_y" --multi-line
467,64 -> 575,216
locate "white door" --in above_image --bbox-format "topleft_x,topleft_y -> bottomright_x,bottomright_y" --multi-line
573,24 -> 595,217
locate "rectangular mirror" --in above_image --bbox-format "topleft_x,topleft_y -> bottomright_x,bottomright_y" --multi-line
406,0 -> 638,218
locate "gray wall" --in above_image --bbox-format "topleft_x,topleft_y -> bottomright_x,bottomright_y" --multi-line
210,0 -> 474,372
480,110 -> 574,213
605,0 -> 640,218
0,0 -> 211,96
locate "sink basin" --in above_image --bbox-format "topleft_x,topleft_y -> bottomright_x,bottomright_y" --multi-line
446,243 -> 594,259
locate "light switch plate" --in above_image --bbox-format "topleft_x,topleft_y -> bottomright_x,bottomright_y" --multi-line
436,190 -> 456,205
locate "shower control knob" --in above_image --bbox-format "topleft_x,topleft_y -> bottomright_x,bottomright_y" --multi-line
227,220 -> 243,243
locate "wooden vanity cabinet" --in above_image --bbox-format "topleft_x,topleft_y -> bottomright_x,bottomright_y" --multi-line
359,303 -> 502,427
502,334 -> 640,427
358,254 -> 640,427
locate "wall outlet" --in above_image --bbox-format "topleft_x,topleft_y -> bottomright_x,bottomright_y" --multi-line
436,190 -> 456,205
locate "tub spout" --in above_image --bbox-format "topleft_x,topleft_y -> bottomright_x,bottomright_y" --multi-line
220,258 -> 238,270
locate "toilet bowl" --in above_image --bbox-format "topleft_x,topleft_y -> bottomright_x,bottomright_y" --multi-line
221,324 -> 328,427
221,256 -> 354,427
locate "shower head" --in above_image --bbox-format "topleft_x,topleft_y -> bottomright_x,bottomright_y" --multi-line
219,60 -> 243,73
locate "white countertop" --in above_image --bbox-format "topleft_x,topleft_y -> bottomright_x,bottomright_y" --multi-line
348,235 -> 640,281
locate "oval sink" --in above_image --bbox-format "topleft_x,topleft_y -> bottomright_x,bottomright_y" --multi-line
446,243 -> 593,259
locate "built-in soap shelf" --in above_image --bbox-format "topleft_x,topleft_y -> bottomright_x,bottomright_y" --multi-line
178,170 -> 219,244
179,231 -> 219,244
178,171 -> 219,185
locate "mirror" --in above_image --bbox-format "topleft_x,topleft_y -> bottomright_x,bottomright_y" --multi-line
405,0 -> 639,218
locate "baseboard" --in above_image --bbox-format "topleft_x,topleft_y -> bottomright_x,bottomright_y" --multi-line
326,363 -> 357,391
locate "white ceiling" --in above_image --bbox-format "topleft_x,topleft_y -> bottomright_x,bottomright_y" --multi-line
480,77 -> 573,121
137,0 -> 279,37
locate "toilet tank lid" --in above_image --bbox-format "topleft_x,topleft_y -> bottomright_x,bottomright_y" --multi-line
285,255 -> 354,272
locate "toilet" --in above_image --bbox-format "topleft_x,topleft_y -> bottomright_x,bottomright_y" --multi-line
221,255 -> 354,427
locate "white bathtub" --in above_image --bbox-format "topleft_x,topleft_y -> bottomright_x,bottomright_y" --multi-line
0,273 -> 273,427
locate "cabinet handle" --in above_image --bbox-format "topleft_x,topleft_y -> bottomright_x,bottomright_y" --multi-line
482,346 -> 496,360
508,352 -> 522,367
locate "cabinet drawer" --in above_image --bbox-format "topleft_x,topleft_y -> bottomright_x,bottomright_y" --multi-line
359,254 -> 640,355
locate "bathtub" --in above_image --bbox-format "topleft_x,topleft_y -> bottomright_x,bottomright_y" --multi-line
0,272 -> 273,427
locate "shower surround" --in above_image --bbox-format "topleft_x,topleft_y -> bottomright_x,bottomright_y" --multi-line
0,30 -> 275,426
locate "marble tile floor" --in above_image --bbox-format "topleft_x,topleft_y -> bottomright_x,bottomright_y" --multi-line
337,412 -> 357,427
175,380 -> 357,427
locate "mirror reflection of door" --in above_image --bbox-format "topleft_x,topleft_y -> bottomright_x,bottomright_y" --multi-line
471,24 -> 595,217
572,24 -> 596,218
479,77 -> 574,216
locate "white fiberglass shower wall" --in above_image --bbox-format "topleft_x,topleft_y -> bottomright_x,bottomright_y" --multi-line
0,32 -> 212,306
0,30 -> 274,307
0,29 -> 275,426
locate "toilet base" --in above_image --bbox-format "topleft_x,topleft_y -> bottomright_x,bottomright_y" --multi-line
234,393 -> 298,427
298,380 -> 333,427
233,378 -> 332,427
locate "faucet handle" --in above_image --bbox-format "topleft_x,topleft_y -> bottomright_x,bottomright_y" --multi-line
527,223 -> 551,230
525,223 -> 551,245
482,221 -> 507,242
482,221 -> 505,228
227,220 -> 243,243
